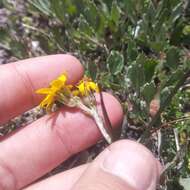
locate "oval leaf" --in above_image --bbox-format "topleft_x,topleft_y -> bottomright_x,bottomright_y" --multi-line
107,50 -> 124,75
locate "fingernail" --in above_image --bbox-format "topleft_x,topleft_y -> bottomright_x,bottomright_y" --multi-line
102,142 -> 159,190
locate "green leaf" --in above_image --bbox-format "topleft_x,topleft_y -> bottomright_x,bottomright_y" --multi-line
78,15 -> 95,37
127,39 -> 138,61
0,28 -> 11,45
86,62 -> 98,80
154,8 -> 169,32
144,58 -> 158,82
49,0 -> 65,21
149,41 -> 166,52
10,41 -> 27,59
169,2 -> 183,25
83,1 -> 99,28
165,46 -> 180,70
99,72 -> 113,88
179,178 -> 190,190
160,86 -> 173,107
141,82 -> 156,104
165,68 -> 184,86
123,0 -> 137,24
29,0 -> 51,16
111,0 -> 121,24
107,50 -> 124,75
127,55 -> 145,94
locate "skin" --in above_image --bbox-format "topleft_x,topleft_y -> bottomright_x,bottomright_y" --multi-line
0,54 -> 161,190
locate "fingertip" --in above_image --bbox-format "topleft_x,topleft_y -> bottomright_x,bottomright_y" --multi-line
156,159 -> 163,176
24,54 -> 84,87
0,54 -> 84,124
102,140 -> 160,190
109,140 -> 163,176
72,140 -> 160,190
16,54 -> 84,87
56,54 -> 84,84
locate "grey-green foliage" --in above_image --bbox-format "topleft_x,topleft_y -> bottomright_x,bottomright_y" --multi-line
107,50 -> 124,75
1,1 -> 190,188
1,1 -> 189,114
2,0 -> 189,126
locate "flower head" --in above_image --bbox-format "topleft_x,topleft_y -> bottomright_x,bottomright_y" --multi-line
76,76 -> 99,96
36,74 -> 70,111
36,75 -> 99,111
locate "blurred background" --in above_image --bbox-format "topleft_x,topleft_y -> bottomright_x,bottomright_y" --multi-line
0,0 -> 190,189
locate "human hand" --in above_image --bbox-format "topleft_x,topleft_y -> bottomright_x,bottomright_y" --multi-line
0,54 -> 161,190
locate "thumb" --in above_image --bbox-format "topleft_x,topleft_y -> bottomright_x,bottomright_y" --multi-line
72,140 -> 161,190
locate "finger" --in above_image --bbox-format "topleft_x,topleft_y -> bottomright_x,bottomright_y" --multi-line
24,164 -> 88,190
72,140 -> 161,190
23,142 -> 162,190
0,92 -> 123,190
0,54 -> 83,124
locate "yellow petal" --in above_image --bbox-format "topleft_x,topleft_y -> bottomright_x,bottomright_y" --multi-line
77,82 -> 86,96
58,74 -> 67,82
50,80 -> 63,89
88,82 -> 99,92
39,94 -> 55,111
50,74 -> 67,89
36,74 -> 71,112
36,88 -> 53,94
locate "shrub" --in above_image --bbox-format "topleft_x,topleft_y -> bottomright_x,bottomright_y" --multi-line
1,0 -> 190,189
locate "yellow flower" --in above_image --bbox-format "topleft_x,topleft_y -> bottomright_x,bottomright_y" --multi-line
76,77 -> 99,96
36,74 -> 99,111
36,74 -> 68,111
50,74 -> 67,89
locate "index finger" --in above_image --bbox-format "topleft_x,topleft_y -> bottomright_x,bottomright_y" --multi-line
0,54 -> 84,125
0,92 -> 123,189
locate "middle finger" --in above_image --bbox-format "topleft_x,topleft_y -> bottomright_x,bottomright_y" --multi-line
0,93 -> 123,189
